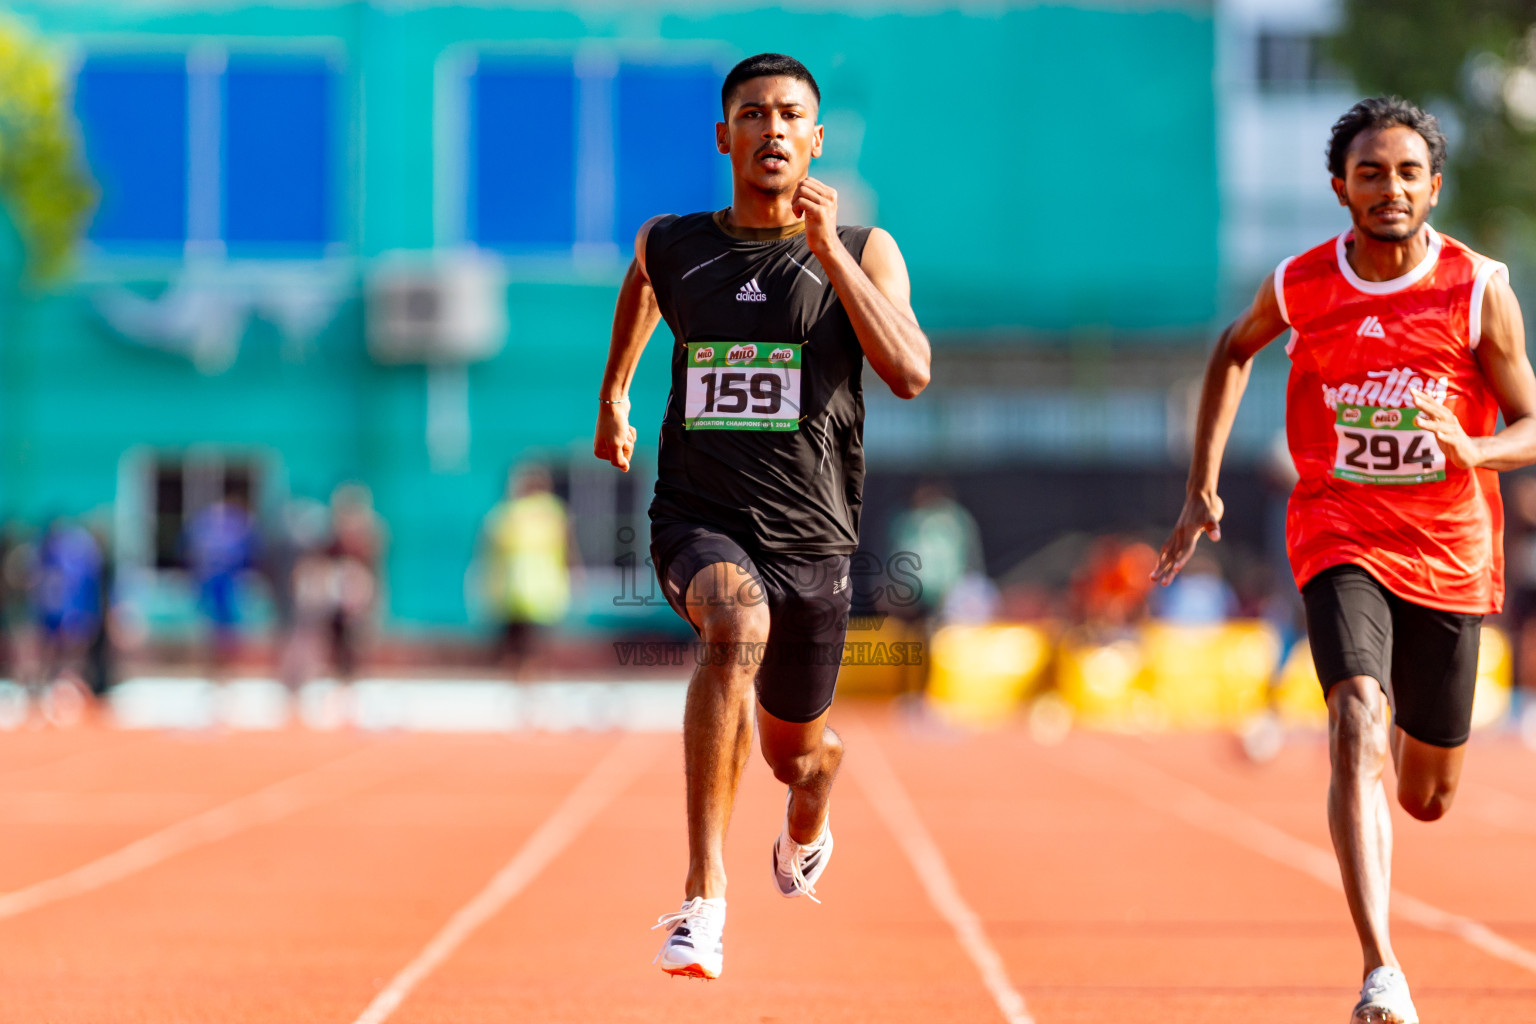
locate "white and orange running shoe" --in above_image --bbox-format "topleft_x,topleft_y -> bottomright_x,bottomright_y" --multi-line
652,897 -> 726,979
771,795 -> 833,902
1351,966 -> 1419,1024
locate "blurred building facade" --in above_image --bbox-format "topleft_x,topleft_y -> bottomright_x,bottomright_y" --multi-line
0,0 -> 1281,637
1217,0 -> 1352,304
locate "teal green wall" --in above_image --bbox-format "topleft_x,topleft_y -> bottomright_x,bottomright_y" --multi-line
0,1 -> 1217,629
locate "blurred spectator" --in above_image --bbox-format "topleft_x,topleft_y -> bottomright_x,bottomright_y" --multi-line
480,464 -> 574,678
941,573 -> 1001,625
282,485 -> 382,685
323,483 -> 383,680
887,481 -> 984,621
185,493 -> 257,670
267,498 -> 329,689
1504,475 -> 1536,701
33,517 -> 103,689
1151,549 -> 1237,625
0,522 -> 37,683
1069,535 -> 1157,635
82,516 -> 117,695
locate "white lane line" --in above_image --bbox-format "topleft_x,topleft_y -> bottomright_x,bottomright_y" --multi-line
1066,738 -> 1536,976
348,733 -> 655,1024
851,724 -> 1035,1024
0,742 -> 386,922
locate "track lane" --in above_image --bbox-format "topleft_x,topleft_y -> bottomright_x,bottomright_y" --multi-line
385,713 -> 1006,1024
0,728 -> 376,892
1,718 -> 1531,1022
1101,733 -> 1536,933
863,712 -> 1536,1022
0,732 -> 624,1023
0,728 -> 150,780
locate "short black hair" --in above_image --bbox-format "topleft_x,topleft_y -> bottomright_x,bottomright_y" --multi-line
720,53 -> 820,117
1326,96 -> 1447,178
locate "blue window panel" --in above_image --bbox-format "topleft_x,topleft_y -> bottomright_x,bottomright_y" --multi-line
224,57 -> 334,251
615,64 -> 721,245
74,56 -> 188,247
472,60 -> 577,249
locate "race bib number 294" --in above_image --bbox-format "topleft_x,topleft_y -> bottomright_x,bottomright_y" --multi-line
1333,404 -> 1446,484
684,341 -> 801,431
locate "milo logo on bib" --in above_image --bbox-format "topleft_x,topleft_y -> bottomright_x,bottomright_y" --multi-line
684,341 -> 802,431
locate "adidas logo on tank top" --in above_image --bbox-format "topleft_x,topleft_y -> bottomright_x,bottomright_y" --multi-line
736,278 -> 767,302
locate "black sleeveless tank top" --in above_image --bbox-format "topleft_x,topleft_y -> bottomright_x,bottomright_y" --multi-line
646,211 -> 873,555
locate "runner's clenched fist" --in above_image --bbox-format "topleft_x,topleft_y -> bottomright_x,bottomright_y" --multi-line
594,400 -> 637,472
792,177 -> 840,259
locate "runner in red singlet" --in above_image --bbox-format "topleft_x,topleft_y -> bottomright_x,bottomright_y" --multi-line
1154,97 -> 1536,1024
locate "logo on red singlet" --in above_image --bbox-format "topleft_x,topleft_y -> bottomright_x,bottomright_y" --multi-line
1321,367 -> 1448,411
1356,316 -> 1387,338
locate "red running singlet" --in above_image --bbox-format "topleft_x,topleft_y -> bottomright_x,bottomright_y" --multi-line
1278,226 -> 1508,613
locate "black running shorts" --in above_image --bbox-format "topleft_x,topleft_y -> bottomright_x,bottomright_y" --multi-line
1301,563 -> 1482,748
649,521 -> 851,724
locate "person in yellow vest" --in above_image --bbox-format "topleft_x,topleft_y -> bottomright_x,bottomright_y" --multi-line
481,464 -> 575,677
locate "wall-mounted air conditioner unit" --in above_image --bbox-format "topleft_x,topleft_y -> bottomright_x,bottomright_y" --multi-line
365,250 -> 507,365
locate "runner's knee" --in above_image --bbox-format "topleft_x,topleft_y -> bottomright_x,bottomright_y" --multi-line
696,597 -> 770,647
769,750 -> 818,787
1393,734 -> 1464,822
1327,677 -> 1389,765
1397,779 -> 1455,822
764,728 -> 840,787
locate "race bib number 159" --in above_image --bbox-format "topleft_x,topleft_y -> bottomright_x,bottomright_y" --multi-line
684,341 -> 801,431
1333,404 -> 1446,484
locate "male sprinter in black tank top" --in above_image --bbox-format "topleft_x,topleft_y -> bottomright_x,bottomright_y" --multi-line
594,53 -> 930,979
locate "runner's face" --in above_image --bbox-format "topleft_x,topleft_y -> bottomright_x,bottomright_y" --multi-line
716,76 -> 822,196
1333,125 -> 1441,242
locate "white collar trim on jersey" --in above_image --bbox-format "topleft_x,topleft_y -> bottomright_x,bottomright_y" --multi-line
1334,225 -> 1442,295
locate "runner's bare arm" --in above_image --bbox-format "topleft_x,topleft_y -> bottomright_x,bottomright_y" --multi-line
1411,272 -> 1536,471
1153,274 -> 1290,585
793,178 -> 930,398
594,216 -> 667,472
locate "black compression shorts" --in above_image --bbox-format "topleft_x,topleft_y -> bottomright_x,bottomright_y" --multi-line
649,521 -> 851,724
1301,563 -> 1482,748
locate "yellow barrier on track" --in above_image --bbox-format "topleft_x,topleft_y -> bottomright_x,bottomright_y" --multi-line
926,623 -> 1053,726
1054,629 -> 1155,730
837,618 -> 923,698
1139,622 -> 1278,728
914,619 -> 1514,733
1054,621 -> 1276,730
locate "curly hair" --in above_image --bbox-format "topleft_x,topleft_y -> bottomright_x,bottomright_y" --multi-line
1327,96 -> 1447,178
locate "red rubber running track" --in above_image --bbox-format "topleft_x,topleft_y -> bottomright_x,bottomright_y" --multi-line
1,703 -> 1534,1022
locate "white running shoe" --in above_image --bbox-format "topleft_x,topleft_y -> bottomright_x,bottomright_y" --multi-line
771,795 -> 834,902
652,897 -> 725,979
1351,966 -> 1419,1023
